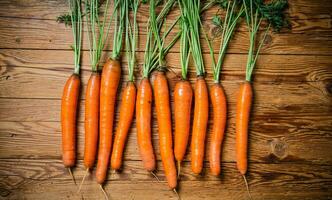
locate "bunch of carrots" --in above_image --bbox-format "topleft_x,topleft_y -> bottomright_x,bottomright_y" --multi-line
59,0 -> 289,199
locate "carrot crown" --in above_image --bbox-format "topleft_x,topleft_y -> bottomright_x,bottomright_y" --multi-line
125,0 -> 139,82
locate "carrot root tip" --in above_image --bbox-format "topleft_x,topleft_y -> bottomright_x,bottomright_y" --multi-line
177,161 -> 181,179
67,167 -> 77,186
150,171 -> 160,182
173,188 -> 181,200
77,168 -> 89,194
99,184 -> 109,200
242,174 -> 253,200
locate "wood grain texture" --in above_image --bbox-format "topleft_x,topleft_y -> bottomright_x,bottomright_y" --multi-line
0,159 -> 331,199
0,116 -> 331,163
0,0 -> 331,199
1,16 -> 331,55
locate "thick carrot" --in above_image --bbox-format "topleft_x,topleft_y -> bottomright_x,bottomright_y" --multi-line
136,78 -> 156,172
154,71 -> 177,189
236,81 -> 252,175
209,83 -> 227,176
84,72 -> 100,169
174,80 -> 192,167
191,76 -> 209,174
111,82 -> 136,170
61,74 -> 80,168
96,58 -> 121,184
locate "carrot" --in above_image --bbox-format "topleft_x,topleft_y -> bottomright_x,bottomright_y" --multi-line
178,0 -> 209,175
173,80 -> 192,163
154,71 -> 177,189
239,0 -> 288,198
61,74 -> 81,168
174,10 -> 192,177
95,59 -> 121,184
58,0 -> 83,185
110,0 -> 139,171
209,83 -> 227,176
136,78 -> 156,172
236,81 -> 252,175
79,72 -> 100,192
84,72 -> 101,170
111,82 -> 136,170
96,0 -> 125,186
191,76 -> 209,174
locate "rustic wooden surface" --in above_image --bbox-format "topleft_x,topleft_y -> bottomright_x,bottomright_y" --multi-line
0,0 -> 331,199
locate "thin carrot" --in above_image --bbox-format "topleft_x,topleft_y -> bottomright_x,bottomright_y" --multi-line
209,83 -> 227,176
238,0 -> 288,197
59,0 -> 83,184
96,59 -> 121,184
149,0 -> 178,189
61,74 -> 80,169
191,77 -> 209,174
174,10 -> 192,177
111,82 -> 136,170
154,71 -> 177,189
84,72 -> 101,170
203,1 -> 243,176
96,0 -> 125,185
111,0 -> 139,171
136,78 -> 156,172
236,82 -> 252,175
173,80 -> 192,169
179,0 -> 209,175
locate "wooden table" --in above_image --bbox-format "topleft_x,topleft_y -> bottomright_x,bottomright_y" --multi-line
0,0 -> 331,199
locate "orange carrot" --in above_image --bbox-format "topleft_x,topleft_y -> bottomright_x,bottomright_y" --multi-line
154,71 -> 177,189
61,74 -> 80,168
209,83 -> 227,176
174,80 -> 192,170
96,59 -> 121,184
191,76 -> 209,174
59,0 -> 82,185
84,72 -> 100,170
236,81 -> 252,175
111,82 -> 136,170
136,78 -> 156,172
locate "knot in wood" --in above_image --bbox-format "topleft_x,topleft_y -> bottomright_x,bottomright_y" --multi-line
269,138 -> 288,160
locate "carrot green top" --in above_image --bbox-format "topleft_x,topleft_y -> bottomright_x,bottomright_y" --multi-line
142,0 -> 180,78
59,0 -> 83,75
179,0 -> 205,77
125,0 -> 139,82
208,0 -> 244,83
242,0 -> 288,81
85,0 -> 113,72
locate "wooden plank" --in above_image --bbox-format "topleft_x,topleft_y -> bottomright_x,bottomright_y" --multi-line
0,113 -> 331,163
1,16 -> 331,55
0,159 -> 331,199
0,51 -> 331,100
0,0 -> 331,20
0,77 -> 331,119
1,50 -> 331,96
